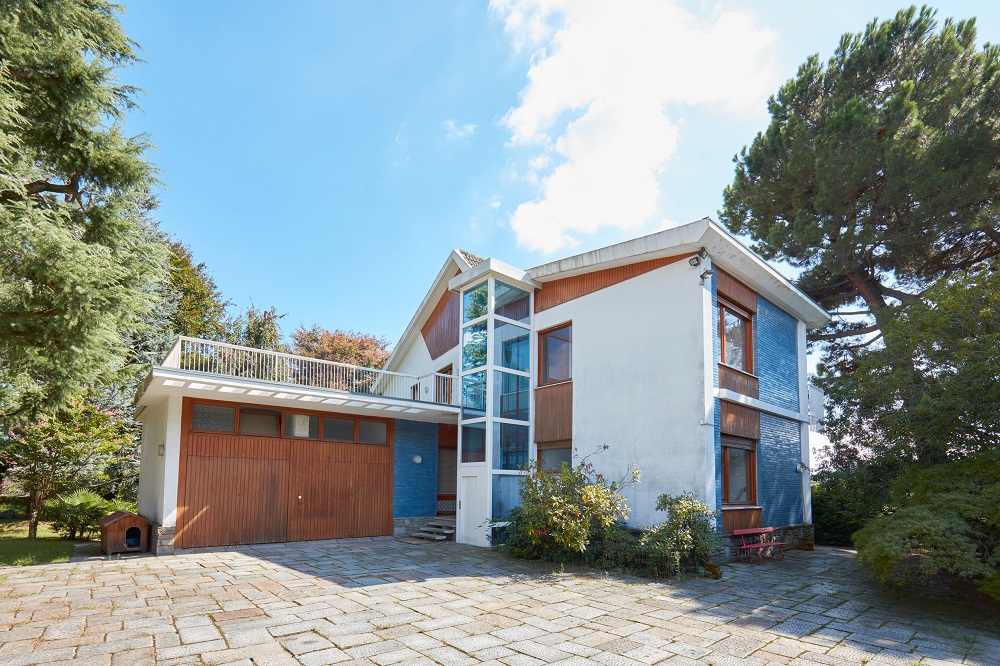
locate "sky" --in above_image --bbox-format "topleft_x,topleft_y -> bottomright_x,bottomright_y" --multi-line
119,1 -> 1000,348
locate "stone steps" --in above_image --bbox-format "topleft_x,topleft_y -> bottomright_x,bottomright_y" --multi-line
410,517 -> 457,542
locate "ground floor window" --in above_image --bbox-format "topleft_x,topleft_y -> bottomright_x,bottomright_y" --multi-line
538,440 -> 572,471
722,436 -> 756,505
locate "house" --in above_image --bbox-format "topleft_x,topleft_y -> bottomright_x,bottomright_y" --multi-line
135,217 -> 830,554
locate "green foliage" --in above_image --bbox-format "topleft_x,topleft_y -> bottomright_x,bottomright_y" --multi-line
291,325 -> 391,368
1,398 -> 135,537
166,241 -> 230,340
640,493 -> 719,577
496,451 -> 638,563
0,0 -> 168,419
810,475 -> 871,547
226,304 -> 287,352
853,450 -> 1000,600
44,489 -> 109,540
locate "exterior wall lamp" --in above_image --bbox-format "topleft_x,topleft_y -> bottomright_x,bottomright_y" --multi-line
699,268 -> 715,285
688,255 -> 701,267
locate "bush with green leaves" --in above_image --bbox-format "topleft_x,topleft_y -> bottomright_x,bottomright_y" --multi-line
495,449 -> 639,563
44,490 -> 112,540
853,449 -> 1000,600
640,493 -> 719,577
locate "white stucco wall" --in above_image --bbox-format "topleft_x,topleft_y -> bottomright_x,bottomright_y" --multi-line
534,259 -> 710,527
136,398 -> 167,525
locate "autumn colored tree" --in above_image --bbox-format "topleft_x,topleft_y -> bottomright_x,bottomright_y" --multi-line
291,325 -> 391,368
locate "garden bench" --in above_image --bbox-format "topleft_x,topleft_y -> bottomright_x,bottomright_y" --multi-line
732,527 -> 788,564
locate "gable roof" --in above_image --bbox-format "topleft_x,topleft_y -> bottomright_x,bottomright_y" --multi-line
383,249 -> 477,373
528,217 -> 830,329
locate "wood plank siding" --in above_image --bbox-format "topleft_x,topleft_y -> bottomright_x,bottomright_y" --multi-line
421,288 -> 460,360
535,254 -> 694,313
720,400 -> 761,440
534,382 -> 572,442
721,507 -> 762,533
174,398 -> 394,549
716,269 -> 757,313
719,364 -> 760,399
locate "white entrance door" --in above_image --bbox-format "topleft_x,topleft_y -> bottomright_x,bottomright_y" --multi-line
458,474 -> 488,546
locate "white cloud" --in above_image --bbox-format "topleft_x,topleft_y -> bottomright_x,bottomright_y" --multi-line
491,0 -> 780,253
443,119 -> 478,140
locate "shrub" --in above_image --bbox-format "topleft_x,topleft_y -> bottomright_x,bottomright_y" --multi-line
495,449 -> 639,563
853,450 -> 1000,600
45,490 -> 112,539
641,493 -> 719,577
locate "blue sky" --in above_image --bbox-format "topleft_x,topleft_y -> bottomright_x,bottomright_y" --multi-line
120,1 -> 1000,346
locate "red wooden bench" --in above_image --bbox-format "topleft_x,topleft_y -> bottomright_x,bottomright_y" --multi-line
732,527 -> 789,564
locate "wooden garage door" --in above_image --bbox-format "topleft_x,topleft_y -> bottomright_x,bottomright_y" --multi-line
175,404 -> 394,549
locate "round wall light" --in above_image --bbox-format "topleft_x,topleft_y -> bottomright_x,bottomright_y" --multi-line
412,455 -> 423,465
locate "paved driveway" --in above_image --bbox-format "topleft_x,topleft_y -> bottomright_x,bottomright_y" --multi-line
0,540 -> 996,666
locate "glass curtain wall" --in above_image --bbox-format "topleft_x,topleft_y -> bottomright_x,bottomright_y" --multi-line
459,277 -> 532,522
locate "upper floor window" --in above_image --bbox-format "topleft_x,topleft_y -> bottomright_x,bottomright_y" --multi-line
719,300 -> 752,374
539,323 -> 572,385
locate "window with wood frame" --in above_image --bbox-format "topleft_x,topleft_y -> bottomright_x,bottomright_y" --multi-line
722,436 -> 756,505
538,440 -> 572,471
539,322 -> 572,386
719,299 -> 753,374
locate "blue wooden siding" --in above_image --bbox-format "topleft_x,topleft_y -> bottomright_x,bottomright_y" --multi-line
755,296 -> 799,412
758,413 -> 803,526
393,419 -> 438,518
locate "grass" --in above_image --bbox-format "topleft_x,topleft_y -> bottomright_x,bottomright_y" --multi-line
0,519 -> 81,566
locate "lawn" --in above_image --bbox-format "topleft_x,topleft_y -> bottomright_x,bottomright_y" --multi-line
0,519 -> 80,566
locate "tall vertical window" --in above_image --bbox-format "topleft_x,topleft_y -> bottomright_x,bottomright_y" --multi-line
539,323 -> 572,385
722,437 -> 756,505
719,300 -> 752,373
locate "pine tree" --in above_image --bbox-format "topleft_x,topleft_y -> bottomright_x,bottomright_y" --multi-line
0,1 -> 167,420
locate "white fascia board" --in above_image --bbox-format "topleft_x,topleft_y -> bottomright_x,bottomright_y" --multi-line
448,257 -> 539,292
138,367 -> 461,422
383,250 -> 472,373
714,388 -> 810,423
527,218 -> 710,281
701,221 -> 830,329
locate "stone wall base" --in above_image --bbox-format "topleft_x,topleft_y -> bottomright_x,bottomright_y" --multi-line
393,516 -> 434,536
151,524 -> 175,555
716,523 -> 815,563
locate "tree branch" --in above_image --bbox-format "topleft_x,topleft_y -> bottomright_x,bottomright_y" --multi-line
878,285 -> 922,303
809,323 -> 881,341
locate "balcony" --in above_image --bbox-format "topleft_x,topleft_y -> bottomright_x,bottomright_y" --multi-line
147,336 -> 457,412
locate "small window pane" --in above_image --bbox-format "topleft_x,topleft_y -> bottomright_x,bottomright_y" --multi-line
540,324 -> 572,384
493,422 -> 529,470
539,446 -> 572,471
463,281 -> 488,322
494,281 -> 530,324
462,423 -> 486,463
724,310 -> 748,371
284,413 -> 318,438
462,371 -> 486,418
359,420 -> 387,444
462,321 -> 487,371
494,321 -> 529,372
492,474 -> 522,519
726,447 -> 750,503
494,372 -> 529,421
239,409 -> 280,436
192,404 -> 235,432
323,417 -> 354,441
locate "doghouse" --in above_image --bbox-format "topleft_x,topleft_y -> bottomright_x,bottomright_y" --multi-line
99,511 -> 151,555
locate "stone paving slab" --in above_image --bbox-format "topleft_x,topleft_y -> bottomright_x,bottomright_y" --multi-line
0,540 -> 997,665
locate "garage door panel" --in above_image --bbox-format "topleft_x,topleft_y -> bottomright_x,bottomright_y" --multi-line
178,425 -> 392,548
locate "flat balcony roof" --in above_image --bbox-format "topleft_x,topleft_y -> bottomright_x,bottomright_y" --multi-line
135,337 -> 460,423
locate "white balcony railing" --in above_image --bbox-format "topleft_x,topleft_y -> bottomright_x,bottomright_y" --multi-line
159,336 -> 456,406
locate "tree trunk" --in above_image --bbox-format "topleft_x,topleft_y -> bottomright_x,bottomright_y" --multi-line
27,490 -> 41,539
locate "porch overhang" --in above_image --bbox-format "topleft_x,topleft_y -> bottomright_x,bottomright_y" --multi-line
136,366 -> 460,424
